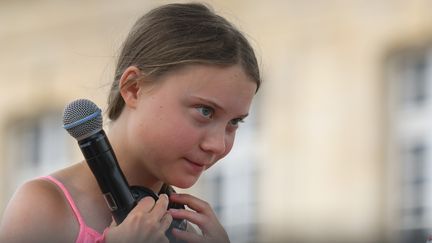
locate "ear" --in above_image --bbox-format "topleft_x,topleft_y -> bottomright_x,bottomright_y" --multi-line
119,66 -> 142,109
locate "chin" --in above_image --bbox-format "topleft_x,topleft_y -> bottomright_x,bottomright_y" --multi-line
171,176 -> 200,189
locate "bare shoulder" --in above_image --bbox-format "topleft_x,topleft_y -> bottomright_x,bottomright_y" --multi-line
0,178 -> 78,242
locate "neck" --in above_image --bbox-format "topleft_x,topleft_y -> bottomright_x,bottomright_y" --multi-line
106,116 -> 164,194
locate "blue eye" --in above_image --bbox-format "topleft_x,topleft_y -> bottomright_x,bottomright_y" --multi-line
196,106 -> 214,119
229,118 -> 245,126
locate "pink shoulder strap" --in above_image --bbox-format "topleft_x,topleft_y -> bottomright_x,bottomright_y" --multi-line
40,176 -> 86,228
40,176 -> 105,243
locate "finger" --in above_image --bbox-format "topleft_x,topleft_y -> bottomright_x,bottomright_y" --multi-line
169,193 -> 212,215
186,222 -> 200,234
168,208 -> 207,229
132,196 -> 156,214
171,227 -> 203,243
159,212 -> 173,231
150,194 -> 170,219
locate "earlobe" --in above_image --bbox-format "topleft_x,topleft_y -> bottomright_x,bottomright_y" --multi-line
119,66 -> 142,108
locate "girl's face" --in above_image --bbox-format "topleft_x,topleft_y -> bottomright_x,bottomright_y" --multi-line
125,64 -> 257,188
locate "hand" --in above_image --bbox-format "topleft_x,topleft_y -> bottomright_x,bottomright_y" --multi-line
168,193 -> 230,243
105,194 -> 173,243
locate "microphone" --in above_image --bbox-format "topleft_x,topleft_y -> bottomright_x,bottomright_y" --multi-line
62,99 -> 135,224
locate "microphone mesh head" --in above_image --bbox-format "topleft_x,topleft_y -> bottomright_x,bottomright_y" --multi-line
63,99 -> 103,140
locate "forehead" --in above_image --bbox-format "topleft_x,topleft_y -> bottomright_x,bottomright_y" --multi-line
155,64 -> 257,113
176,63 -> 254,92
163,64 -> 255,89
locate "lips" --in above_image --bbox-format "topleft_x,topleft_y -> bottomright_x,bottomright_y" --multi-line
183,158 -> 206,173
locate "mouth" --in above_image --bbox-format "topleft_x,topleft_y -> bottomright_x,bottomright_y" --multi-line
183,158 -> 206,173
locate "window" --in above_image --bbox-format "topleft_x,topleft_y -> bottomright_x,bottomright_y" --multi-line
4,110 -> 73,197
387,46 -> 432,242
396,51 -> 430,107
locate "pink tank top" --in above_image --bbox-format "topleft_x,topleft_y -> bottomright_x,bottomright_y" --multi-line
41,176 -> 107,243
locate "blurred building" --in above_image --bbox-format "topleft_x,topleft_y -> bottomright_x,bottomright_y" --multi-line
1,0 -> 432,243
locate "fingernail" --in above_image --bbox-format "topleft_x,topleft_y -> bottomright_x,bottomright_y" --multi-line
159,193 -> 168,200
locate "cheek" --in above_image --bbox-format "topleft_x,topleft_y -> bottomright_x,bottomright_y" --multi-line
224,135 -> 235,156
215,133 -> 236,161
167,129 -> 198,151
157,113 -> 200,151
225,132 -> 235,151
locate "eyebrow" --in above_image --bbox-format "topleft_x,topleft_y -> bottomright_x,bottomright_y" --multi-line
192,96 -> 249,118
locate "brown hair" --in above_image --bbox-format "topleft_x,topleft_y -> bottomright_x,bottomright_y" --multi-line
107,3 -> 261,120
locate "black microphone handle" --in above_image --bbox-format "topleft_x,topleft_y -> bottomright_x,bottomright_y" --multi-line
78,130 -> 136,224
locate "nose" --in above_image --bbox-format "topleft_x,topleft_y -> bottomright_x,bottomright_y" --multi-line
199,126 -> 227,156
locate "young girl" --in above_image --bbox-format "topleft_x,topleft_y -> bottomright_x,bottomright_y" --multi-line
0,3 -> 261,243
